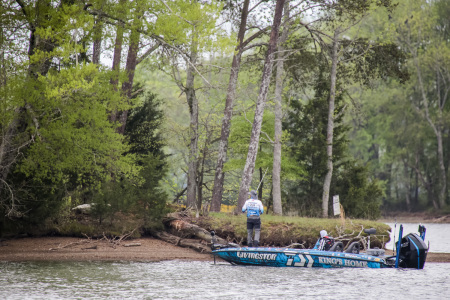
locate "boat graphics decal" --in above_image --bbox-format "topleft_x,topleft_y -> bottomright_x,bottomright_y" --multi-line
236,252 -> 277,261
286,253 -> 314,267
286,254 -> 368,268
213,248 -> 385,268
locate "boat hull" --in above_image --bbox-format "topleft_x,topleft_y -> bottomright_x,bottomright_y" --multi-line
213,247 -> 392,268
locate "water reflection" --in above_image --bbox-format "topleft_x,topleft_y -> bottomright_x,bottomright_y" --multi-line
0,260 -> 449,299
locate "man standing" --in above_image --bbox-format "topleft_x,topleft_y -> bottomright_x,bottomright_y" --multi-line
242,190 -> 264,247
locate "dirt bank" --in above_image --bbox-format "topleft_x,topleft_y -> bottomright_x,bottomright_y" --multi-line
0,237 -> 213,262
0,236 -> 448,263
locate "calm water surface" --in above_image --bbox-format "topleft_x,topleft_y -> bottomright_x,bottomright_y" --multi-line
0,260 -> 448,299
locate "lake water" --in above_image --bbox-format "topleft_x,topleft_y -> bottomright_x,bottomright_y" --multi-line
385,223 -> 450,253
1,260 -> 449,299
1,223 -> 449,299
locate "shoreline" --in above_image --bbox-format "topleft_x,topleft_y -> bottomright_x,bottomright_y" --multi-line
0,237 -> 214,262
1,236 -> 449,263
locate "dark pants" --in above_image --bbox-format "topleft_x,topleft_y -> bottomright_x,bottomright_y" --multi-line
247,217 -> 261,247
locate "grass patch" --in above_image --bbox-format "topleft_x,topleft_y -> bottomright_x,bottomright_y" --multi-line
196,212 -> 391,248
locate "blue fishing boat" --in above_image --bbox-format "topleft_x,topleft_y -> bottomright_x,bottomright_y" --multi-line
211,225 -> 428,269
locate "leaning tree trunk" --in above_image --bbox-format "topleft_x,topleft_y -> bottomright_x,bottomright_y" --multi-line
321,29 -> 340,218
236,0 -> 286,210
117,22 -> 140,135
186,36 -> 199,209
272,1 -> 290,216
210,0 -> 250,212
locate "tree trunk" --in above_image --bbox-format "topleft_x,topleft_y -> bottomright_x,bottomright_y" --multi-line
210,0 -> 250,212
412,47 -> 447,208
272,1 -> 290,216
186,35 -> 199,209
92,16 -> 102,64
425,173 -> 438,209
109,10 -> 125,123
1,0 -> 57,214
403,161 -> 411,211
236,0 -> 286,210
321,29 -> 340,218
196,137 -> 209,212
118,21 -> 140,135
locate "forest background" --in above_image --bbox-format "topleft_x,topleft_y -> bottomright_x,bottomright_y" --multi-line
1,0 -> 449,235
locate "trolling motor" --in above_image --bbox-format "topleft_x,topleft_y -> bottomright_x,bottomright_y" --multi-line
210,230 -> 219,250
210,230 -> 239,251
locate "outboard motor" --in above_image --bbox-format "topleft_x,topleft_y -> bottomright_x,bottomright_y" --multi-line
397,233 -> 428,269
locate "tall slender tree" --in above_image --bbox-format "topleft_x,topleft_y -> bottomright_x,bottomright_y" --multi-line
210,0 -> 250,212
237,0 -> 286,210
272,0 -> 291,215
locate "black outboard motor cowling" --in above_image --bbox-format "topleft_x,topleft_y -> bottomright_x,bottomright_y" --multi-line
398,233 -> 428,269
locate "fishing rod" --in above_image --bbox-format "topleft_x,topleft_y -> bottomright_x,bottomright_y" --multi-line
256,167 -> 269,192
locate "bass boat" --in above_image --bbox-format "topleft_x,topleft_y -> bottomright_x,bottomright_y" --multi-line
211,224 -> 428,269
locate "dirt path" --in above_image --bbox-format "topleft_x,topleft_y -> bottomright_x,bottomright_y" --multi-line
0,237 -> 213,262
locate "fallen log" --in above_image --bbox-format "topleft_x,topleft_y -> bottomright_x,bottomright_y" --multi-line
154,231 -> 210,253
163,216 -> 228,245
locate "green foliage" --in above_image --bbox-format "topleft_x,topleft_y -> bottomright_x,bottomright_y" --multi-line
341,39 -> 410,85
2,0 -> 449,235
347,0 -> 450,212
124,92 -> 169,223
283,67 -> 350,216
333,163 -> 383,220
125,93 -> 165,157
226,109 -> 275,172
18,65 -> 138,186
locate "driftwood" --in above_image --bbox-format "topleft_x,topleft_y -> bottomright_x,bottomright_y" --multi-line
82,245 -> 98,250
123,243 -> 141,247
49,239 -> 92,251
154,231 -> 210,253
101,227 -> 138,248
163,213 -> 228,245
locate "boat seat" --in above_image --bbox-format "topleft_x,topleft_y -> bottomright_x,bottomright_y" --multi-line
345,241 -> 360,254
329,241 -> 344,252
